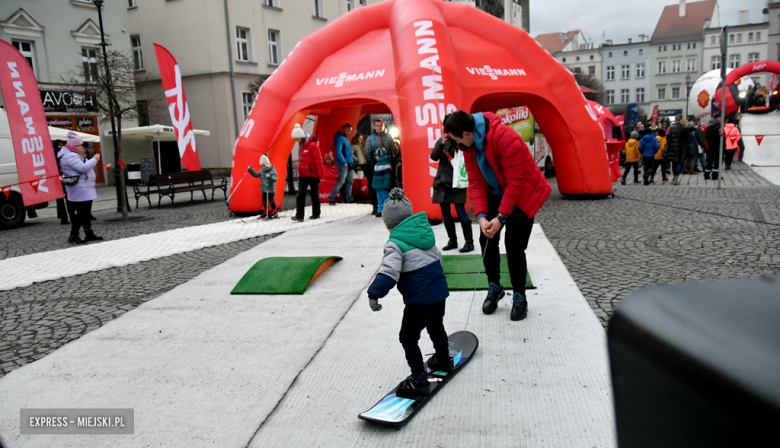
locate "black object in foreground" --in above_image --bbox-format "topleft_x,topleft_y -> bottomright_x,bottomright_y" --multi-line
359,331 -> 478,427
608,275 -> 780,448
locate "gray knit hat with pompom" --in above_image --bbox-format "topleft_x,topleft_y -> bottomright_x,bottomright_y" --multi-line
382,188 -> 413,229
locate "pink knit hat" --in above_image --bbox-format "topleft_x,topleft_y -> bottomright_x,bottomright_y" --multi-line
66,131 -> 83,147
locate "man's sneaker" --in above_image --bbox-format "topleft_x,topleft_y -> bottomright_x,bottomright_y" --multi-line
426,355 -> 453,374
482,282 -> 505,314
510,292 -> 528,321
662,177 -> 669,181
309,215 -> 320,220
291,217 -> 304,222
395,373 -> 430,399
633,180 -> 641,184
329,201 -> 337,206
67,234 -> 84,245
620,178 -> 626,185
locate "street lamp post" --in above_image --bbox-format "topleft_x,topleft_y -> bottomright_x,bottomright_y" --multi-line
685,73 -> 691,118
92,0 -> 128,214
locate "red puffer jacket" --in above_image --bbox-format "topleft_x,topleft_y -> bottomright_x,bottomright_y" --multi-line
463,112 -> 551,218
297,135 -> 324,179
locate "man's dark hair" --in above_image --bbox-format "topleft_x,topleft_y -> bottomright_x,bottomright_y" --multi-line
658,129 -> 666,137
374,119 -> 384,124
342,123 -> 352,129
443,110 -> 475,138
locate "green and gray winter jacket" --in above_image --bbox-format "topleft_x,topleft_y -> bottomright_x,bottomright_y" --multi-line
367,212 -> 449,305
248,165 -> 278,193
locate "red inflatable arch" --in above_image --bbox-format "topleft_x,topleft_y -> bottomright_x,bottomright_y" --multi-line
229,0 -> 612,215
587,100 -> 623,182
712,61 -> 780,117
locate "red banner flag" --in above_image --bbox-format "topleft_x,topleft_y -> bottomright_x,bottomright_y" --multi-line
31,179 -> 39,193
117,160 -> 125,169
2,186 -> 11,199
153,44 -> 201,171
105,162 -> 112,171
0,40 -> 63,205
756,135 -> 765,146
651,105 -> 659,125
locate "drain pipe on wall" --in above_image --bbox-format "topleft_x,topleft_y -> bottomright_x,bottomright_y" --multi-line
224,0 -> 240,140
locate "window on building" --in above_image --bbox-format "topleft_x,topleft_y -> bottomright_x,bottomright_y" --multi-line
621,89 -> 630,103
136,100 -> 149,126
11,41 -> 35,76
264,0 -> 278,6
657,61 -> 666,74
711,35 -> 716,45
575,56 -> 580,61
606,66 -> 615,80
346,0 -> 353,11
588,65 -> 595,75
128,0 -> 137,8
672,87 -> 681,99
636,88 -> 645,103
693,42 -> 696,48
268,29 -> 279,65
730,54 -> 741,68
562,57 -> 566,62
672,60 -> 681,73
664,45 -> 667,51
687,43 -> 691,49
314,0 -> 324,17
737,34 -> 742,43
712,55 -> 721,70
242,92 -> 255,120
573,67 -> 581,74
639,49 -> 643,55
748,52 -> 759,63
658,88 -> 666,100
623,50 -> 628,56
757,31 -> 762,41
730,34 -> 735,43
687,58 -> 696,71
82,47 -> 99,82
608,52 -> 612,58
658,45 -> 662,52
606,90 -> 614,104
131,35 -> 143,70
636,63 -> 645,78
749,32 -> 754,42
590,55 -> 594,60
236,27 -> 250,62
621,64 -> 630,80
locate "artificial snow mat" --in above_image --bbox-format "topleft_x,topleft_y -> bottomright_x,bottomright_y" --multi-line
441,253 -> 534,290
231,256 -> 342,294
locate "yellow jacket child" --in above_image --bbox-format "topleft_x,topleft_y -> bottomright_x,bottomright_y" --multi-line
624,133 -> 641,163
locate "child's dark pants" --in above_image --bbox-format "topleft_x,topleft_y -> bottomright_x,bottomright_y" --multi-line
399,299 -> 449,376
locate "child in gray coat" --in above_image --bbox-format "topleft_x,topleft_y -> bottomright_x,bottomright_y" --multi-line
248,154 -> 278,219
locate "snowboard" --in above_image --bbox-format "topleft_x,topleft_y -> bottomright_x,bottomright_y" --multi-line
358,330 -> 478,427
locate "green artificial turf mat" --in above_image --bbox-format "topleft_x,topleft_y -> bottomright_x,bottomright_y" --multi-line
231,256 -> 342,294
444,271 -> 534,291
441,253 -> 511,274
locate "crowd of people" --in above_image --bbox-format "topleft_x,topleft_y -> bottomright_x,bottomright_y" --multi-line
622,113 -> 744,186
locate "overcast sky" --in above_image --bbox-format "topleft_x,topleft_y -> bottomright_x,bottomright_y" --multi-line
531,0 -> 769,45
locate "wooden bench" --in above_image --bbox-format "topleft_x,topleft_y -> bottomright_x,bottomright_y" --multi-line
133,170 -> 228,209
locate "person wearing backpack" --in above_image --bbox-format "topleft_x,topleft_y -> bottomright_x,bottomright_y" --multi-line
431,134 -> 473,253
640,130 -> 660,185
363,119 -> 398,215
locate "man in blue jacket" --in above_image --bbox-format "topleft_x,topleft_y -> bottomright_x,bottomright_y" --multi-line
639,130 -> 660,185
329,123 -> 354,205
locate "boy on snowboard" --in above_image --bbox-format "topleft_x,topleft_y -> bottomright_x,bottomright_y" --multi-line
367,188 -> 452,399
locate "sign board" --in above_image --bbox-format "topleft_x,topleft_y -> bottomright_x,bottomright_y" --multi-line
140,158 -> 156,181
658,109 -> 683,117
626,104 -> 639,125
40,91 -> 97,113
496,106 -> 534,142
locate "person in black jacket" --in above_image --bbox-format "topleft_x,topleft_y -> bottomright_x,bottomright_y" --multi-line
683,117 -> 706,175
704,114 -> 723,180
665,115 -> 688,185
431,135 -> 473,252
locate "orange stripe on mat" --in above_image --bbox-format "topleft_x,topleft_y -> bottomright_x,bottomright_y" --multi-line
309,258 -> 337,285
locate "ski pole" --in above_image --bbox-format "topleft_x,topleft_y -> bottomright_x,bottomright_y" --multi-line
463,225 -> 492,333
226,170 -> 248,204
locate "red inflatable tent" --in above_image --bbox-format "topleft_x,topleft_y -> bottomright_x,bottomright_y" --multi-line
229,0 -> 612,215
712,60 -> 780,117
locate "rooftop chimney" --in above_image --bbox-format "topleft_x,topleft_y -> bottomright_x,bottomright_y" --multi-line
765,8 -> 770,22
638,34 -> 646,42
738,10 -> 749,25
560,32 -> 567,43
606,39 -> 613,45
628,38 -> 632,43
679,0 -> 686,18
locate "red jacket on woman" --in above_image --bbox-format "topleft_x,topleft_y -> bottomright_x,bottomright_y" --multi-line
463,112 -> 551,218
297,135 -> 324,179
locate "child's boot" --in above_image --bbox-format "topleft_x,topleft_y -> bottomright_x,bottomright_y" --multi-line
427,355 -> 453,373
396,372 -> 430,399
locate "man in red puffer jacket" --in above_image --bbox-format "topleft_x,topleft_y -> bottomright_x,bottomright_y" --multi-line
291,123 -> 325,222
444,111 -> 551,322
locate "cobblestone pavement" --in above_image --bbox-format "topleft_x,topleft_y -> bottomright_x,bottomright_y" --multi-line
1,190 -> 305,260
536,162 -> 780,327
0,234 -> 278,377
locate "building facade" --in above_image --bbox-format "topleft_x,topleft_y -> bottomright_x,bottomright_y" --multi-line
649,0 -> 718,118
556,46 -> 602,81
0,1 -> 135,184
601,39 -> 651,115
769,3 -> 780,63
703,13 -> 770,89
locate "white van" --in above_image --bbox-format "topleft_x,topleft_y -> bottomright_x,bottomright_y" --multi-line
0,108 -> 48,229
